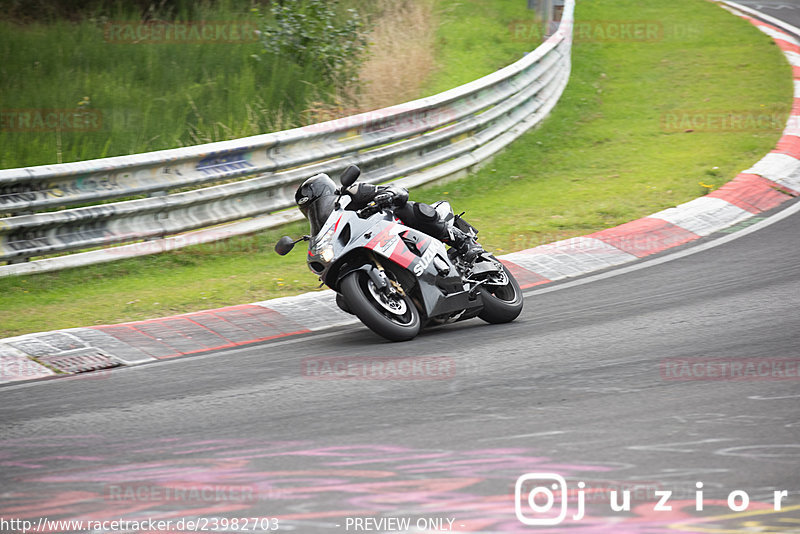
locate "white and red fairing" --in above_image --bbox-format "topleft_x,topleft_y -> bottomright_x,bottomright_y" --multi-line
364,222 -> 443,272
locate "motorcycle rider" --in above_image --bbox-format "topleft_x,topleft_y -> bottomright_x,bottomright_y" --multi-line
295,174 -> 485,263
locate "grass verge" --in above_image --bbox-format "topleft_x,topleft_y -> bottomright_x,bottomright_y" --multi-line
0,0 -> 791,337
0,0 -> 377,168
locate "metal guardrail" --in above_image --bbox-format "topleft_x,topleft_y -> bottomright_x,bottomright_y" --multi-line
0,0 -> 574,274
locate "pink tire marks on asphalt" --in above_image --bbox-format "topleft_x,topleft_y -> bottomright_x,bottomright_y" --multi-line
3,436 -> 784,533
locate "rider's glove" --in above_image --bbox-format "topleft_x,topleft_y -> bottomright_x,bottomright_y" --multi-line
373,192 -> 394,206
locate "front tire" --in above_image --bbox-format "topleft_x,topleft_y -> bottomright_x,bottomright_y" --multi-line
340,269 -> 421,342
478,264 -> 523,324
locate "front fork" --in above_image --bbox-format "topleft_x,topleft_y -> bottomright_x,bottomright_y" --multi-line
335,253 -> 404,300
370,253 -> 407,297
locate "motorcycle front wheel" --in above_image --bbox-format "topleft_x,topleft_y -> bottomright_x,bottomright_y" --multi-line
340,269 -> 421,342
477,263 -> 523,324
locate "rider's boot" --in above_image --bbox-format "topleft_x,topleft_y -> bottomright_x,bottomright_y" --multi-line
448,227 -> 485,263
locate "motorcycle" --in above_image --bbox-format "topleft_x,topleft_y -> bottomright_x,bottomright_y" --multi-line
275,165 -> 523,341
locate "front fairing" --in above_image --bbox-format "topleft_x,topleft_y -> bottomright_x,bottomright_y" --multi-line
304,200 -> 386,279
306,207 -> 413,282
305,209 -> 348,279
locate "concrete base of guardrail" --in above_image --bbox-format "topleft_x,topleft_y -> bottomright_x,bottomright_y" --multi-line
2,5 -> 798,384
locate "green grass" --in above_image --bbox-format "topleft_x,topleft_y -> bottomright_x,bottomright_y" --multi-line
0,0 -> 791,337
420,0 -> 539,95
0,1 -> 360,168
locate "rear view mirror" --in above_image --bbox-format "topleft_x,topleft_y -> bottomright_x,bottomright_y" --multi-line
340,165 -> 361,190
275,236 -> 296,256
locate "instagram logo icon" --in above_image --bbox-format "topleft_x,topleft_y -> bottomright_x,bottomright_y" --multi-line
515,473 -> 584,525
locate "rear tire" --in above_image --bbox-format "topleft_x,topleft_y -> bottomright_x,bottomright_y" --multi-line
340,269 -> 421,342
478,264 -> 523,324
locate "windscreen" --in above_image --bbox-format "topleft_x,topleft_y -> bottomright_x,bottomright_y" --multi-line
304,194 -> 336,237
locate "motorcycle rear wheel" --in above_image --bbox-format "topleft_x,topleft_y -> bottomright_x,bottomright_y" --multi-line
477,264 -> 523,324
340,269 -> 421,342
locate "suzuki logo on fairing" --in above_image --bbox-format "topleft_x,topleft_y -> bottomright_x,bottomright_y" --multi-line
413,245 -> 438,276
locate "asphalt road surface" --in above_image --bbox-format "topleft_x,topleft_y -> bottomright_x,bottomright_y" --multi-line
736,0 -> 800,28
2,7 -> 800,534
1,207 -> 798,533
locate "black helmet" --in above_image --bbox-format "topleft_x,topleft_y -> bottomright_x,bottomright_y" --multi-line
295,173 -> 337,236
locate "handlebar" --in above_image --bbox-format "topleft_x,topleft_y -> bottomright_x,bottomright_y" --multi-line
357,193 -> 393,218
357,201 -> 382,218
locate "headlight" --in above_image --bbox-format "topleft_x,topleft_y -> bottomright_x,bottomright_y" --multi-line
320,246 -> 335,262
314,225 -> 336,263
